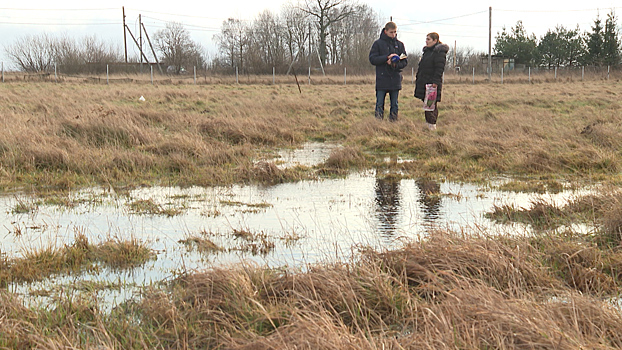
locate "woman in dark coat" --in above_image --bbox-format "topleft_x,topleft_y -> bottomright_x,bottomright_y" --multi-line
414,32 -> 449,130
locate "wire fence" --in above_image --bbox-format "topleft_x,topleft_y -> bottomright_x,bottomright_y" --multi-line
1,62 -> 621,86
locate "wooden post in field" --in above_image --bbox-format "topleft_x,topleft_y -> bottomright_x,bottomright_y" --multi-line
1,62 -> 4,83
501,67 -> 503,84
488,7 -> 492,81
107,64 -> 109,85
528,67 -> 531,83
150,66 -> 153,85
472,67 -> 475,84
122,7 -> 128,63
554,67 -> 557,80
235,66 -> 239,84
139,14 -> 143,73
55,63 -> 57,82
141,22 -> 163,74
412,67 -> 414,84
607,66 -> 610,80
308,67 -> 311,85
344,67 -> 346,85
582,66 -> 584,81
273,67 -> 275,85
194,66 -> 196,85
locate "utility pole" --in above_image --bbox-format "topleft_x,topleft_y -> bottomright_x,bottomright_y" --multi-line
141,22 -> 163,74
308,23 -> 311,70
125,25 -> 149,64
122,7 -> 127,63
139,14 -> 143,71
454,40 -> 457,69
488,6 -> 492,81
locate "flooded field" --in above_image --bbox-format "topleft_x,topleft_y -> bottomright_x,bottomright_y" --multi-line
2,177 -> 592,308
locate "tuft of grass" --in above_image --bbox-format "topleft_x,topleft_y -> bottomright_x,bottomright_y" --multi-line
231,229 -> 276,255
179,236 -> 224,255
94,235 -> 154,270
496,178 -> 566,194
127,198 -> 183,216
10,197 -> 38,214
486,198 -> 567,230
0,232 -> 153,285
322,146 -> 368,170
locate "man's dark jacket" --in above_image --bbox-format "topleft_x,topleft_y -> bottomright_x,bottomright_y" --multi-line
414,43 -> 449,102
369,30 -> 408,91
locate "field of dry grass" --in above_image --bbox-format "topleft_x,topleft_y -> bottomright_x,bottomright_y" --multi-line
2,79 -> 622,348
1,79 -> 621,191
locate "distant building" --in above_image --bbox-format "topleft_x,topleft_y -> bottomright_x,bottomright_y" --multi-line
481,55 -> 515,73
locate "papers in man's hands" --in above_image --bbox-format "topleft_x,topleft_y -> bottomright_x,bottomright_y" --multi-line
399,53 -> 407,60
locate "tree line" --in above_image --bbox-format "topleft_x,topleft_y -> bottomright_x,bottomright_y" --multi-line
494,11 -> 621,68
3,2 -> 621,75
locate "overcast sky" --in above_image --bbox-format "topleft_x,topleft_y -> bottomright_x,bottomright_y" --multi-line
1,0 -> 620,69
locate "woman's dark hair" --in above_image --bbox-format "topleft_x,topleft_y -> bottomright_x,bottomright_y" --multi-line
427,32 -> 441,44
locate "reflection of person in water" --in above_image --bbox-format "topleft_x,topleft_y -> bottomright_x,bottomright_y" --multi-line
374,177 -> 401,235
416,179 -> 441,222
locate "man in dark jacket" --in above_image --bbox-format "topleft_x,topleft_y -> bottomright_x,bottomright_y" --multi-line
369,22 -> 408,121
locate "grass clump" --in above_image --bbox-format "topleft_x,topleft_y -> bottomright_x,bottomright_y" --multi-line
179,236 -> 224,255
127,198 -> 184,217
0,233 -> 153,286
486,186 -> 622,247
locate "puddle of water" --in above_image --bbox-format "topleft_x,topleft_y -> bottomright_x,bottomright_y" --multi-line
0,144 -> 596,309
271,141 -> 341,168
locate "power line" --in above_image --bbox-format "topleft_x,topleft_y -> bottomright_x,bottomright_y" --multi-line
0,21 -> 118,26
141,16 -> 221,31
495,6 -> 621,13
0,7 -> 117,11
126,8 -> 248,21
395,10 -> 487,27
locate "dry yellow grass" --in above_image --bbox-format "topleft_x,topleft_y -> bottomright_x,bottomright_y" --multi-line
1,79 -> 621,190
1,228 -> 622,348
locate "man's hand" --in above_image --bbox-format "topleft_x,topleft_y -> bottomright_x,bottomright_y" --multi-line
387,53 -> 398,65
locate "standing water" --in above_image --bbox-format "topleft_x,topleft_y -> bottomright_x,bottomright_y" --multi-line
0,143 -> 591,307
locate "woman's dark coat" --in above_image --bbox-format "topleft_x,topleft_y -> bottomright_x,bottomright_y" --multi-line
414,43 -> 449,101
369,30 -> 408,91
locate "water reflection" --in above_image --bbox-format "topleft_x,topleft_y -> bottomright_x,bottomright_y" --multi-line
416,179 -> 442,222
1,172 -> 596,311
374,176 -> 401,236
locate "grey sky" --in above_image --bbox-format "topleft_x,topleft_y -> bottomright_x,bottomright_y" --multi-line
1,0 -> 620,70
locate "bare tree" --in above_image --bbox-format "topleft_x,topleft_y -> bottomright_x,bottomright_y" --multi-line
5,33 -> 123,73
300,0 -> 354,66
327,3 -> 378,67
247,10 -> 287,73
214,18 -> 250,72
82,36 -> 122,64
4,34 -> 55,72
154,22 -> 204,74
281,3 -> 312,69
